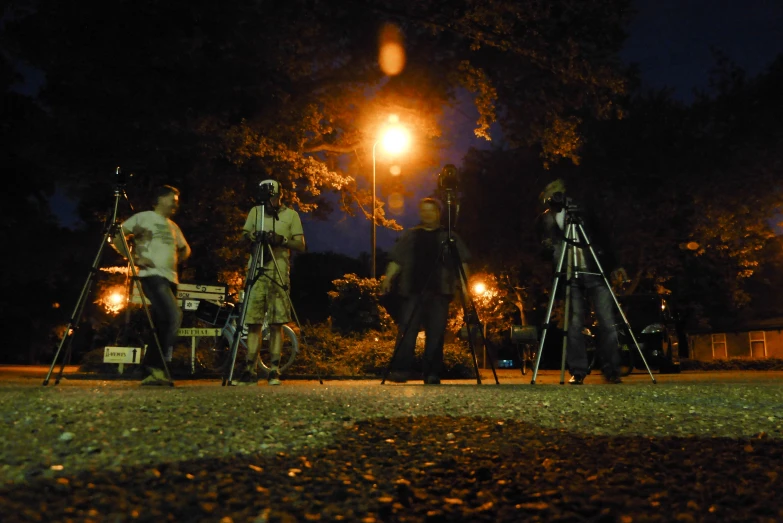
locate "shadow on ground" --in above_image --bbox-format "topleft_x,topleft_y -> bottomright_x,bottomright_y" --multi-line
2,417 -> 781,522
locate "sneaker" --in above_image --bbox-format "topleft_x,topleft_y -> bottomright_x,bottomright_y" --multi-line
141,367 -> 170,386
232,368 -> 258,386
568,373 -> 585,385
267,368 -> 281,386
603,372 -> 623,384
424,375 -> 441,385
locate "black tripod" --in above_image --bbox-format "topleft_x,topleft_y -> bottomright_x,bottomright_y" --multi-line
43,168 -> 171,386
530,202 -> 656,385
222,198 -> 322,386
381,190 -> 499,385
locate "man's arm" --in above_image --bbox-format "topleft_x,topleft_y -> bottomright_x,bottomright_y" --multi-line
178,243 -> 192,261
380,261 -> 401,294
286,234 -> 306,253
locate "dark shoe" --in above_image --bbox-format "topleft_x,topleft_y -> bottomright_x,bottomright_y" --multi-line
425,375 -> 441,385
568,373 -> 585,385
233,368 -> 258,386
604,372 -> 623,384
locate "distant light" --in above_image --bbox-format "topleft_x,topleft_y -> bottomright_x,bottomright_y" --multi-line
390,165 -> 401,175
381,127 -> 410,155
388,193 -> 405,214
52,302 -> 60,309
472,282 -> 487,295
378,24 -> 406,76
686,241 -> 700,251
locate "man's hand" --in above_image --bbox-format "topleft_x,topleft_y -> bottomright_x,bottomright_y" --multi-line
134,255 -> 154,269
263,231 -> 286,247
610,267 -> 629,286
380,276 -> 393,295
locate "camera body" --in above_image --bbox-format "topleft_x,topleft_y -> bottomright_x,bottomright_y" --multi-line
258,179 -> 280,203
546,191 -> 581,214
437,164 -> 459,191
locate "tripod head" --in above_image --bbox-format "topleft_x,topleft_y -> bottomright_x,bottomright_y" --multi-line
257,179 -> 281,218
436,164 -> 461,235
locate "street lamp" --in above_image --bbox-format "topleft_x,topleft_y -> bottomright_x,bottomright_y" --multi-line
372,126 -> 410,278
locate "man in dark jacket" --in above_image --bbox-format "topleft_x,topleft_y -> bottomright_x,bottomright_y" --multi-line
536,179 -> 626,384
380,198 -> 470,384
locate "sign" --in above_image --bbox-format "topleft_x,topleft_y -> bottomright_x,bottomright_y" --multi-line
178,283 -> 227,295
183,299 -> 200,311
103,346 -> 143,364
130,282 -> 227,306
176,290 -> 226,302
177,328 -> 222,337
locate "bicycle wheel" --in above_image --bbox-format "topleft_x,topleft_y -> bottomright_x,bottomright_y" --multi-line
258,324 -> 299,374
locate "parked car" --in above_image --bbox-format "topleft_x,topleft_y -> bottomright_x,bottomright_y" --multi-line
617,293 -> 681,374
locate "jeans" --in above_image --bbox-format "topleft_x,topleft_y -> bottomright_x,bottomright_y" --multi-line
393,292 -> 451,378
566,274 -> 621,376
140,276 -> 182,370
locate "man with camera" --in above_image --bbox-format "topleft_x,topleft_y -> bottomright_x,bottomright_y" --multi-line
380,197 -> 471,385
235,179 -> 305,386
113,185 -> 191,386
537,178 -> 626,384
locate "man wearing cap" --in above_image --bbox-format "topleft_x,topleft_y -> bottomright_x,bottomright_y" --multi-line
536,178 -> 626,385
235,179 -> 305,386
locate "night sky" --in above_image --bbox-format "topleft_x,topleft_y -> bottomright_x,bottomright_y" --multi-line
45,0 -> 783,256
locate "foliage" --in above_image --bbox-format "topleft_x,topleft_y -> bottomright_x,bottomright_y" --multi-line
455,56 -> 783,331
327,274 -> 393,334
3,0 -> 632,288
281,322 -> 475,378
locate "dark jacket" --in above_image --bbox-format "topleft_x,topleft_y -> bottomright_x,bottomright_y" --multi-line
389,226 -> 471,297
535,198 -> 619,274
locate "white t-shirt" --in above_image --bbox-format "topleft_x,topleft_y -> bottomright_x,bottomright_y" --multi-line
242,205 -> 304,269
121,210 -> 189,284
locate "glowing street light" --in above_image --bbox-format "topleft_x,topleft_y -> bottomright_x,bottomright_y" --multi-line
372,124 -> 410,278
472,281 -> 487,296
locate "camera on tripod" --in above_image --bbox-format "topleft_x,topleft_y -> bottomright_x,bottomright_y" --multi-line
546,191 -> 581,214
258,179 -> 280,203
437,164 -> 459,191
114,167 -> 132,186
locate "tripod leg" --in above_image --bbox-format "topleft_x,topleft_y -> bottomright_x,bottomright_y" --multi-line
381,295 -> 424,384
223,240 -> 264,386
559,279 -> 573,385
44,230 -> 113,386
266,246 -> 323,385
576,223 -> 657,384
530,227 -> 572,385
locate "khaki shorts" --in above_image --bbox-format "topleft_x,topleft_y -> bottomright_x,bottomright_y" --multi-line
244,264 -> 290,325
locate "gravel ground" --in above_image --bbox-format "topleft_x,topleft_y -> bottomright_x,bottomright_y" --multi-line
1,370 -> 783,522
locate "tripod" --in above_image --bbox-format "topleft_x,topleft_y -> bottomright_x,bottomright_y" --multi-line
222,199 -> 322,385
43,169 -> 171,386
381,190 -> 499,385
530,203 -> 657,385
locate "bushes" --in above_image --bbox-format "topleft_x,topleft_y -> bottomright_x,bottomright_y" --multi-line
327,274 -> 393,334
680,358 -> 783,371
288,323 -> 475,378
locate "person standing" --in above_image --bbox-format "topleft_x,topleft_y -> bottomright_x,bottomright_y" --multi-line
113,185 -> 191,386
235,179 -> 305,386
380,198 -> 471,385
536,178 -> 626,384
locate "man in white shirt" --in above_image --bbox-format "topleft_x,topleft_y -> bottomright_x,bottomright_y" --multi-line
113,185 -> 191,386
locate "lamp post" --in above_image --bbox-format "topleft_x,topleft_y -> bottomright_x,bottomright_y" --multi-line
371,126 -> 409,278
